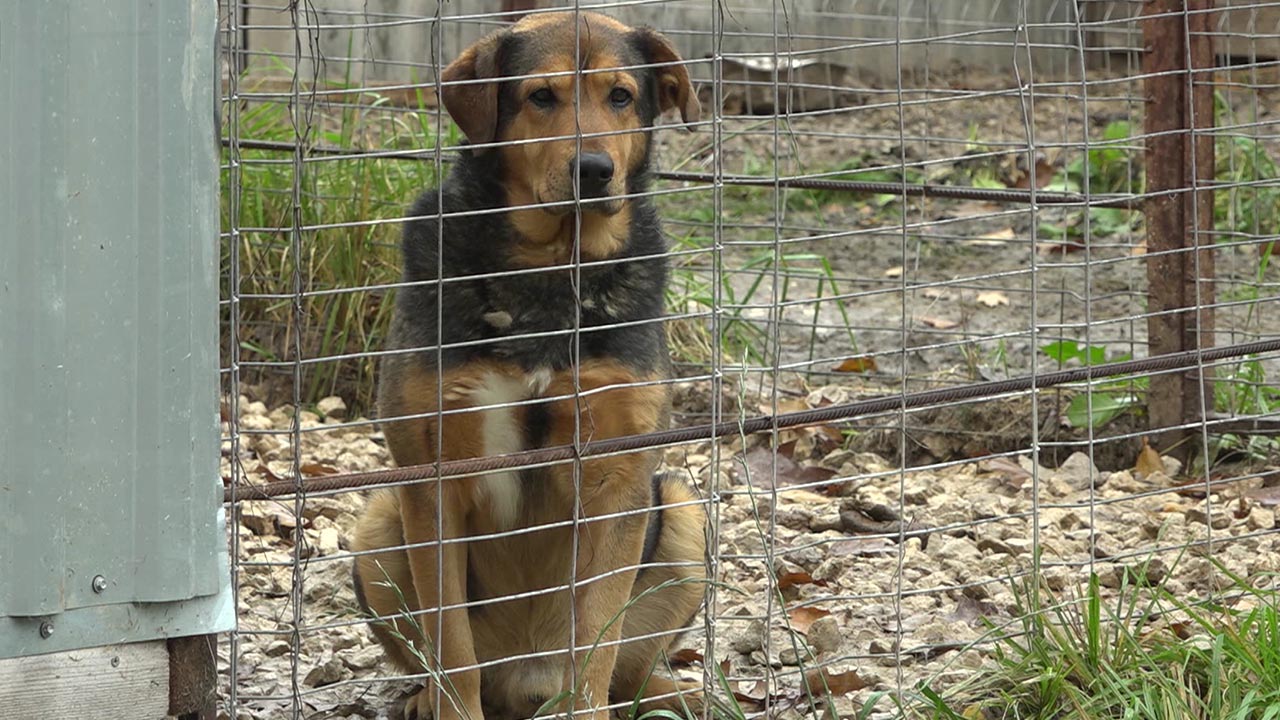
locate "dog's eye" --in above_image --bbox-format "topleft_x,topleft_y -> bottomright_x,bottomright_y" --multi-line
608,87 -> 633,108
529,88 -> 556,107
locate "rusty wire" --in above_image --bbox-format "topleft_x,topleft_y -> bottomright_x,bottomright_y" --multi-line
225,337 -> 1280,504
219,137 -> 1138,208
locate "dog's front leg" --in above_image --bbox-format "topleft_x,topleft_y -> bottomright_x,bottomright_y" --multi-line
544,362 -> 670,719
563,490 -> 650,719
399,481 -> 483,720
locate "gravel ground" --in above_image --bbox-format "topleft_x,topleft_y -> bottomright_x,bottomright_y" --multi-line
218,382 -> 1280,720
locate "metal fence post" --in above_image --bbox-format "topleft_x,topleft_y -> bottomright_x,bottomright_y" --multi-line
1143,0 -> 1216,459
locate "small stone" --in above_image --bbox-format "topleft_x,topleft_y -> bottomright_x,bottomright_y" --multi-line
1004,538 -> 1033,555
268,408 -> 292,429
1185,506 -> 1231,529
778,646 -> 812,666
318,528 -> 341,556
343,645 -> 383,671
976,537 -> 1013,555
264,640 -> 292,657
304,657 -> 348,688
969,493 -> 1007,519
241,401 -> 268,417
807,615 -> 842,656
867,638 -> 893,656
317,396 -> 347,420
1052,452 -> 1103,491
330,632 -> 360,652
731,620 -> 764,654
1247,507 -> 1276,531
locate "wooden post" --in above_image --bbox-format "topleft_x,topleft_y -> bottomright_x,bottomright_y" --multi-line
1142,0 -> 1216,460
168,634 -> 218,720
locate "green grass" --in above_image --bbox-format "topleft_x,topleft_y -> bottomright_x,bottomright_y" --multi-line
890,560 -> 1280,719
222,83 -> 449,411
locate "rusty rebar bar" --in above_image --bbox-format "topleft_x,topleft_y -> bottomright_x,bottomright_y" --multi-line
224,337 -> 1280,504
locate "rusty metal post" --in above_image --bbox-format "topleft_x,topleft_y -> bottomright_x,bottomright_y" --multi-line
1142,0 -> 1216,459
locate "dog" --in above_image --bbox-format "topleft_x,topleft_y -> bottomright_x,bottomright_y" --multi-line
350,11 -> 706,720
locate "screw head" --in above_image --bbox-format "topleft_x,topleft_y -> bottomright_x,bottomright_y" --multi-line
39,622 -> 54,639
91,575 -> 107,593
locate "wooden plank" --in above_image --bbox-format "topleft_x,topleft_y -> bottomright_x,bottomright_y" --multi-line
0,641 -> 169,719
168,635 -> 217,719
1142,0 -> 1217,460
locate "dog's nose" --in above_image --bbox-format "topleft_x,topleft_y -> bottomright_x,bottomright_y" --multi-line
571,153 -> 615,198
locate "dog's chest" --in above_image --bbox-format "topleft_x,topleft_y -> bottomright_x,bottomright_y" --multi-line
466,369 -> 553,531
479,267 -> 633,367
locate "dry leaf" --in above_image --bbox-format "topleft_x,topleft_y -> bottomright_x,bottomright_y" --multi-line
883,266 -> 904,278
1010,156 -> 1058,190
777,571 -> 826,591
1134,437 -> 1164,478
739,446 -> 838,491
978,457 -> 1032,489
252,462 -> 285,483
968,227 -> 1016,246
788,606 -> 832,634
802,667 -> 868,696
300,462 -> 340,477
922,287 -> 950,300
975,291 -> 1009,307
1131,241 -> 1148,256
920,316 -> 960,330
669,648 -> 703,666
834,357 -> 878,373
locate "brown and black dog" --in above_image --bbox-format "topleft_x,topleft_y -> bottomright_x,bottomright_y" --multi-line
350,11 -> 706,720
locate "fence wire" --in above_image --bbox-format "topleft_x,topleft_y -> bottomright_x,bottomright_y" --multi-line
218,2 -> 1280,719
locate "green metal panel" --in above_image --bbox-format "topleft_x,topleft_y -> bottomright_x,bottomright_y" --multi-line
0,0 -> 232,657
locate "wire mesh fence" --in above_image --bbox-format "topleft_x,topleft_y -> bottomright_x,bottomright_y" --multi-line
218,1 -> 1280,718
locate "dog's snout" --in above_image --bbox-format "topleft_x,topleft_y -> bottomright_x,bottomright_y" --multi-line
571,153 -> 615,197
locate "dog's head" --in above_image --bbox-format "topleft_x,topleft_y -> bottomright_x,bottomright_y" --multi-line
441,11 -> 699,216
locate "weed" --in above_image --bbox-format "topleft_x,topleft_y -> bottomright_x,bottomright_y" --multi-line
899,557 -> 1280,719
1213,91 -> 1280,239
1039,120 -> 1142,241
1039,340 -> 1145,429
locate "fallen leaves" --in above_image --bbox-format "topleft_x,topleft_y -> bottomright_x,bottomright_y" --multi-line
834,356 -> 878,373
975,290 -> 1010,307
920,316 -> 960,330
787,606 -> 832,634
777,570 -> 828,591
739,446 -> 838,491
1133,437 -> 1164,479
802,667 -> 869,696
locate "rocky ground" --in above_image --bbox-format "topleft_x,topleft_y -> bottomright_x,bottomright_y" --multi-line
217,382 -> 1280,720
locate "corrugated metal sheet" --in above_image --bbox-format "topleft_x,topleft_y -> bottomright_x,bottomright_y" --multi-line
0,0 -> 231,656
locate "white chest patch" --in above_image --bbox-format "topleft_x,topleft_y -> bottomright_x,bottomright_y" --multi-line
468,370 -> 552,530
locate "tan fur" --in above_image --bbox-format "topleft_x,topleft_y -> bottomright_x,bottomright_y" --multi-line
355,361 -> 706,720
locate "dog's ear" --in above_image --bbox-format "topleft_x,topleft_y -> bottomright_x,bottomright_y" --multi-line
632,27 -> 700,130
441,29 -> 509,151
